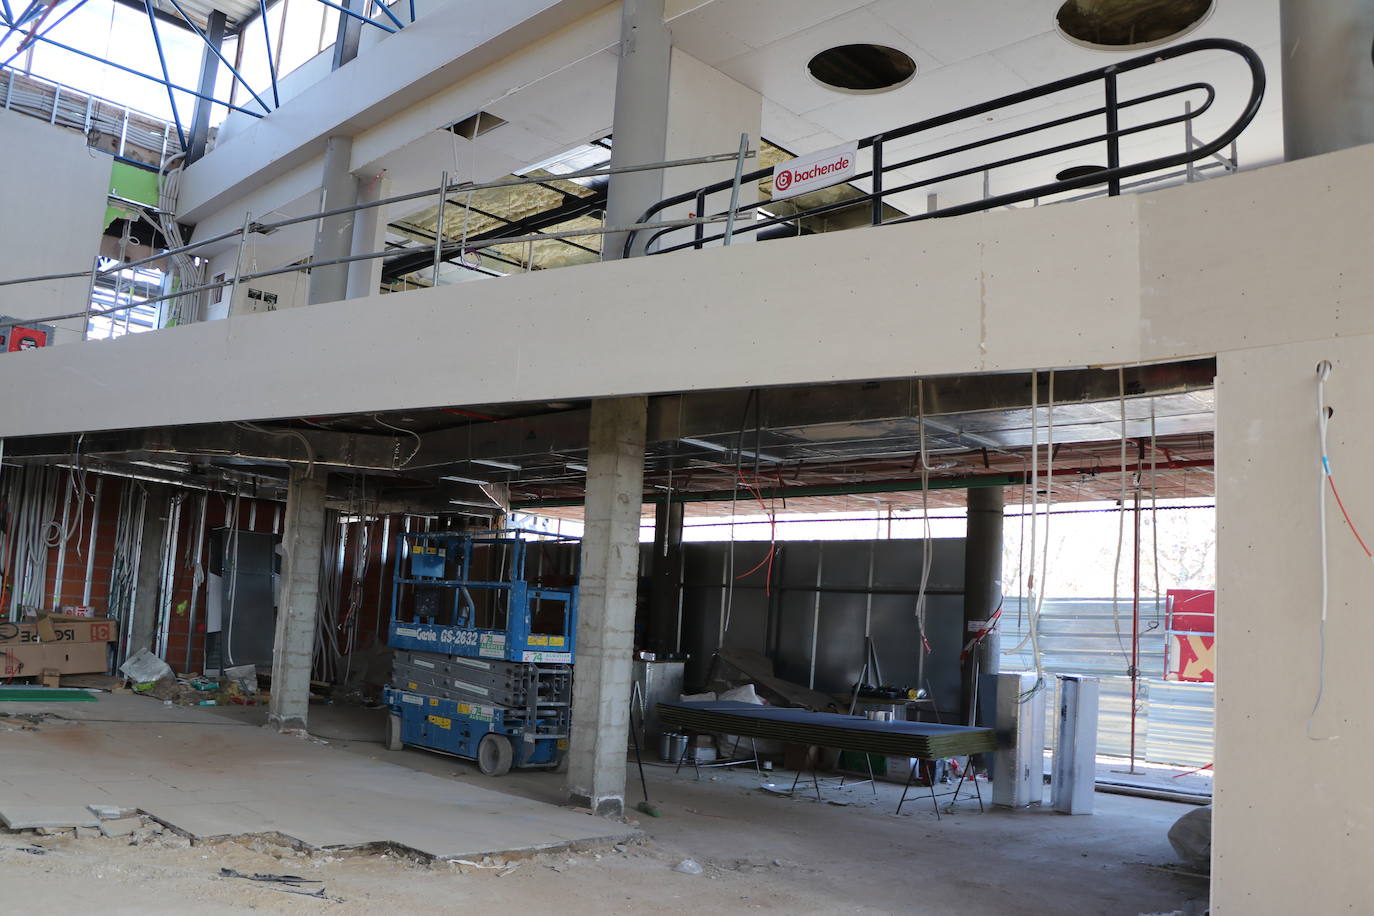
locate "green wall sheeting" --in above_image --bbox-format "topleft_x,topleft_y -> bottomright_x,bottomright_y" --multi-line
104,161 -> 160,229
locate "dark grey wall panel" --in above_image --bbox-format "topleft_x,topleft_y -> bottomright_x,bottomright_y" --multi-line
773,588 -> 816,687
813,589 -> 867,692
672,538 -> 968,704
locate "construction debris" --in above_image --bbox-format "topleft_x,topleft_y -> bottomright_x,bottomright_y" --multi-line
673,858 -> 704,875
219,867 -> 322,885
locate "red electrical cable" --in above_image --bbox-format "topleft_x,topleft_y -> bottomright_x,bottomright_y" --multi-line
1327,475 -> 1374,559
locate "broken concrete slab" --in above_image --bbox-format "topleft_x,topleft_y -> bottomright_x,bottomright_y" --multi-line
98,817 -> 142,838
0,806 -> 100,830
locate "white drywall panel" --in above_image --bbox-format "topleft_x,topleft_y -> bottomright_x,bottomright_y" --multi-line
0,196 -> 1139,435
1140,141 -> 1374,359
1213,334 -> 1374,913
0,111 -> 111,345
979,193 -> 1143,371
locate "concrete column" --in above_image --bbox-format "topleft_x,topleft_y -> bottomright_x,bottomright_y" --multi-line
268,467 -> 328,732
602,0 -> 672,260
129,485 -> 172,658
307,136 -> 357,305
186,10 -> 226,165
567,397 -> 647,816
961,486 -> 1003,726
1280,0 -> 1374,159
345,173 -> 389,300
647,496 -> 683,655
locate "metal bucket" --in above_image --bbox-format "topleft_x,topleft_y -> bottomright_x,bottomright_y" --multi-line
659,731 -> 688,763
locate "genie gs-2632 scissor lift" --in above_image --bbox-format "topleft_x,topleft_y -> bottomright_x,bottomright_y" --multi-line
382,529 -> 579,775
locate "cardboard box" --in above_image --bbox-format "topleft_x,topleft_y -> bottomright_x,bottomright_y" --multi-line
0,619 -> 118,678
0,642 -> 111,677
40,669 -> 61,688
3,619 -> 117,646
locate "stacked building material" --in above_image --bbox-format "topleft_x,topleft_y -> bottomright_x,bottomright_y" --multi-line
658,700 -> 997,759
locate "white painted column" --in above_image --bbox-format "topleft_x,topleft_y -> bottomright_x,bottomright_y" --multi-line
268,467 -> 328,732
567,396 -> 646,816
308,136 -> 358,305
602,0 -> 672,261
345,173 -> 390,300
1280,0 -> 1374,159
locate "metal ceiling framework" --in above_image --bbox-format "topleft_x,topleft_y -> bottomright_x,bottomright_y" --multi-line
377,138 -> 913,288
1,360 -> 1218,518
0,0 -> 413,156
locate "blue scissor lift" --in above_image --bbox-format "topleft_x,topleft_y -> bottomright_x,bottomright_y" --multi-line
382,528 -> 579,775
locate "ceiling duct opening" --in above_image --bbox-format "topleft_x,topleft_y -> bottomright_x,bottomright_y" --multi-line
1056,0 -> 1213,50
807,44 -> 916,93
444,111 -> 507,139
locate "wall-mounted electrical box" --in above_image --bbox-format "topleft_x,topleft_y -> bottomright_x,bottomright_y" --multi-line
0,315 -> 53,351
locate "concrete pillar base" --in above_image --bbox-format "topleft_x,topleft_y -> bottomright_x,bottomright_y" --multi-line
267,714 -> 309,734
568,792 -> 624,819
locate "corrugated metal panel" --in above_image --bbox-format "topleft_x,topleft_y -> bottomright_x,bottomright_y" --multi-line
154,0 -> 261,29
1001,597 -> 1213,767
1145,679 -> 1214,768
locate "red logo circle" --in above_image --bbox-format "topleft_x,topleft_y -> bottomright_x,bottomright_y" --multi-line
774,169 -> 793,191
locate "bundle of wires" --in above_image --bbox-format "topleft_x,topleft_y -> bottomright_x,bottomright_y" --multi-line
1308,360 -> 1373,740
158,155 -> 206,327
1003,370 -> 1054,701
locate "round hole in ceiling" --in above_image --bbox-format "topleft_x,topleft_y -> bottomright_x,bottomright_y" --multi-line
807,44 -> 917,93
1056,0 -> 1213,51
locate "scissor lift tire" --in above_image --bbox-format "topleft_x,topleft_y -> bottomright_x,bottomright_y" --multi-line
386,712 -> 403,751
477,732 -> 514,776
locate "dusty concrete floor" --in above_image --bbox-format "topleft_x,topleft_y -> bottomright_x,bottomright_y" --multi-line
1,699 -> 1208,914
0,696 -> 631,858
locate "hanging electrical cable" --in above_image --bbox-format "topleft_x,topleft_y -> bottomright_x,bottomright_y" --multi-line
1023,371 -> 1055,700
912,380 -> 939,656
1150,405 -> 1162,631
234,421 -> 317,477
371,414 -> 423,468
1111,368 -> 1131,660
721,390 -> 757,636
1006,380 -> 1040,663
1015,456 -> 1027,630
1305,359 -> 1374,740
164,156 -> 208,327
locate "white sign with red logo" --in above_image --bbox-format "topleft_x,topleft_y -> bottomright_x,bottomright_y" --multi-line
771,142 -> 858,200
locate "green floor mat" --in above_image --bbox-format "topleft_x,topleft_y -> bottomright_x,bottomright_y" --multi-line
0,689 -> 97,701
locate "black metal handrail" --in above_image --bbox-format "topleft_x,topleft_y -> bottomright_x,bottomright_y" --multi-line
625,38 -> 1264,258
